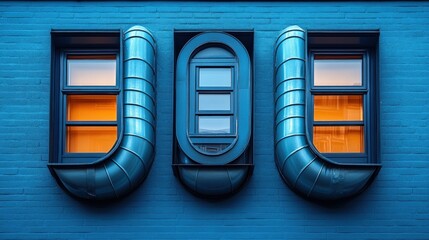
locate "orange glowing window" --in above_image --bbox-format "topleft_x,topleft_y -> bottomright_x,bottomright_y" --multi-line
312,55 -> 365,154
64,55 -> 118,154
66,95 -> 117,153
314,95 -> 363,121
66,126 -> 117,153
313,126 -> 364,153
67,95 -> 117,121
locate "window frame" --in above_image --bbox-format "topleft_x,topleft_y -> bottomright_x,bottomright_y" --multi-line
188,50 -> 239,155
307,45 -> 377,164
174,31 -> 253,164
50,31 -> 122,164
60,50 -> 121,162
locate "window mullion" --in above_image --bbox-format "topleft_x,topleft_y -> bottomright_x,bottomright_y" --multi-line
65,121 -> 117,126
313,121 -> 364,126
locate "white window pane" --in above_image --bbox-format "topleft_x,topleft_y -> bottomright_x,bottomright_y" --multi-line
198,116 -> 231,134
198,94 -> 231,111
67,59 -> 116,86
199,68 -> 232,87
314,59 -> 362,86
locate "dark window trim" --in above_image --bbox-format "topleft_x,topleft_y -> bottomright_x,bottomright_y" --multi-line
50,30 -> 123,165
174,31 -> 253,164
306,30 -> 379,164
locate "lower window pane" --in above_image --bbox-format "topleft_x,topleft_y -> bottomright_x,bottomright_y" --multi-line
313,126 -> 364,153
66,126 -> 117,153
198,116 -> 231,134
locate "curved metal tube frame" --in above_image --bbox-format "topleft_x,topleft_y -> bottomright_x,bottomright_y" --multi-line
274,25 -> 381,201
49,26 -> 156,200
173,32 -> 253,198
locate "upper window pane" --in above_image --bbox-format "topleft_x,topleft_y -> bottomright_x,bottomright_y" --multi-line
67,56 -> 116,86
314,56 -> 362,86
67,95 -> 117,121
198,94 -> 231,111
314,95 -> 363,121
199,68 -> 232,87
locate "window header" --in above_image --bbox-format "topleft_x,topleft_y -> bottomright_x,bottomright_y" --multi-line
308,30 -> 379,48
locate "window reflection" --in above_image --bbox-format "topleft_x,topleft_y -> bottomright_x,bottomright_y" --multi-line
198,116 -> 231,134
66,126 -> 117,153
199,68 -> 232,87
313,126 -> 364,153
67,95 -> 117,121
67,56 -> 116,86
314,95 -> 363,121
314,56 -> 362,86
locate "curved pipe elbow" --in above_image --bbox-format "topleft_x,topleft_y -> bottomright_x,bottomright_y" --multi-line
274,25 -> 380,201
174,150 -> 253,198
49,26 -> 156,200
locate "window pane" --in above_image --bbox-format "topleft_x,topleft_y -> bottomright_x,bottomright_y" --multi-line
314,57 -> 362,86
199,68 -> 232,87
313,126 -> 364,153
67,56 -> 116,86
198,116 -> 231,134
67,95 -> 116,121
198,94 -> 231,111
314,95 -> 363,121
66,126 -> 117,153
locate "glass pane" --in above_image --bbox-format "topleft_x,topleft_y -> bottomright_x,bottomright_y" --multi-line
67,56 -> 116,86
314,95 -> 363,121
67,95 -> 116,121
66,126 -> 117,153
198,94 -> 231,111
198,116 -> 231,134
314,56 -> 362,86
199,68 -> 232,87
194,47 -> 234,59
313,126 -> 364,153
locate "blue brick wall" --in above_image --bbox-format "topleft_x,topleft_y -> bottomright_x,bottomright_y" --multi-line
1,1 -> 429,239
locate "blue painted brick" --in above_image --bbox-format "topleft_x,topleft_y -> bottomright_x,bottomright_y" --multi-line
0,1 -> 429,239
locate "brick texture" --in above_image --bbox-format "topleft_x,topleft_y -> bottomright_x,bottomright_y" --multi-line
0,1 -> 429,239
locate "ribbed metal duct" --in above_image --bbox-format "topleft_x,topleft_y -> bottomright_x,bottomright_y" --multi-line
274,25 -> 381,201
49,26 -> 156,200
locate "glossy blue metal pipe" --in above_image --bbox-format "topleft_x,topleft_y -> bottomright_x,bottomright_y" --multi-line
49,26 -> 156,200
274,25 -> 380,201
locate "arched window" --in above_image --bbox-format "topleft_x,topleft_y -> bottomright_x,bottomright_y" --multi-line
173,32 -> 253,198
189,47 -> 237,155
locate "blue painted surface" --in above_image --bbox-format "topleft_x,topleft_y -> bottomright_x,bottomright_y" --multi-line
1,1 -> 429,239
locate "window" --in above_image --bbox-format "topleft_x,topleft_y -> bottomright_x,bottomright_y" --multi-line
50,31 -> 121,164
64,55 -> 119,155
189,48 -> 237,154
174,31 -> 253,166
308,32 -> 378,163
